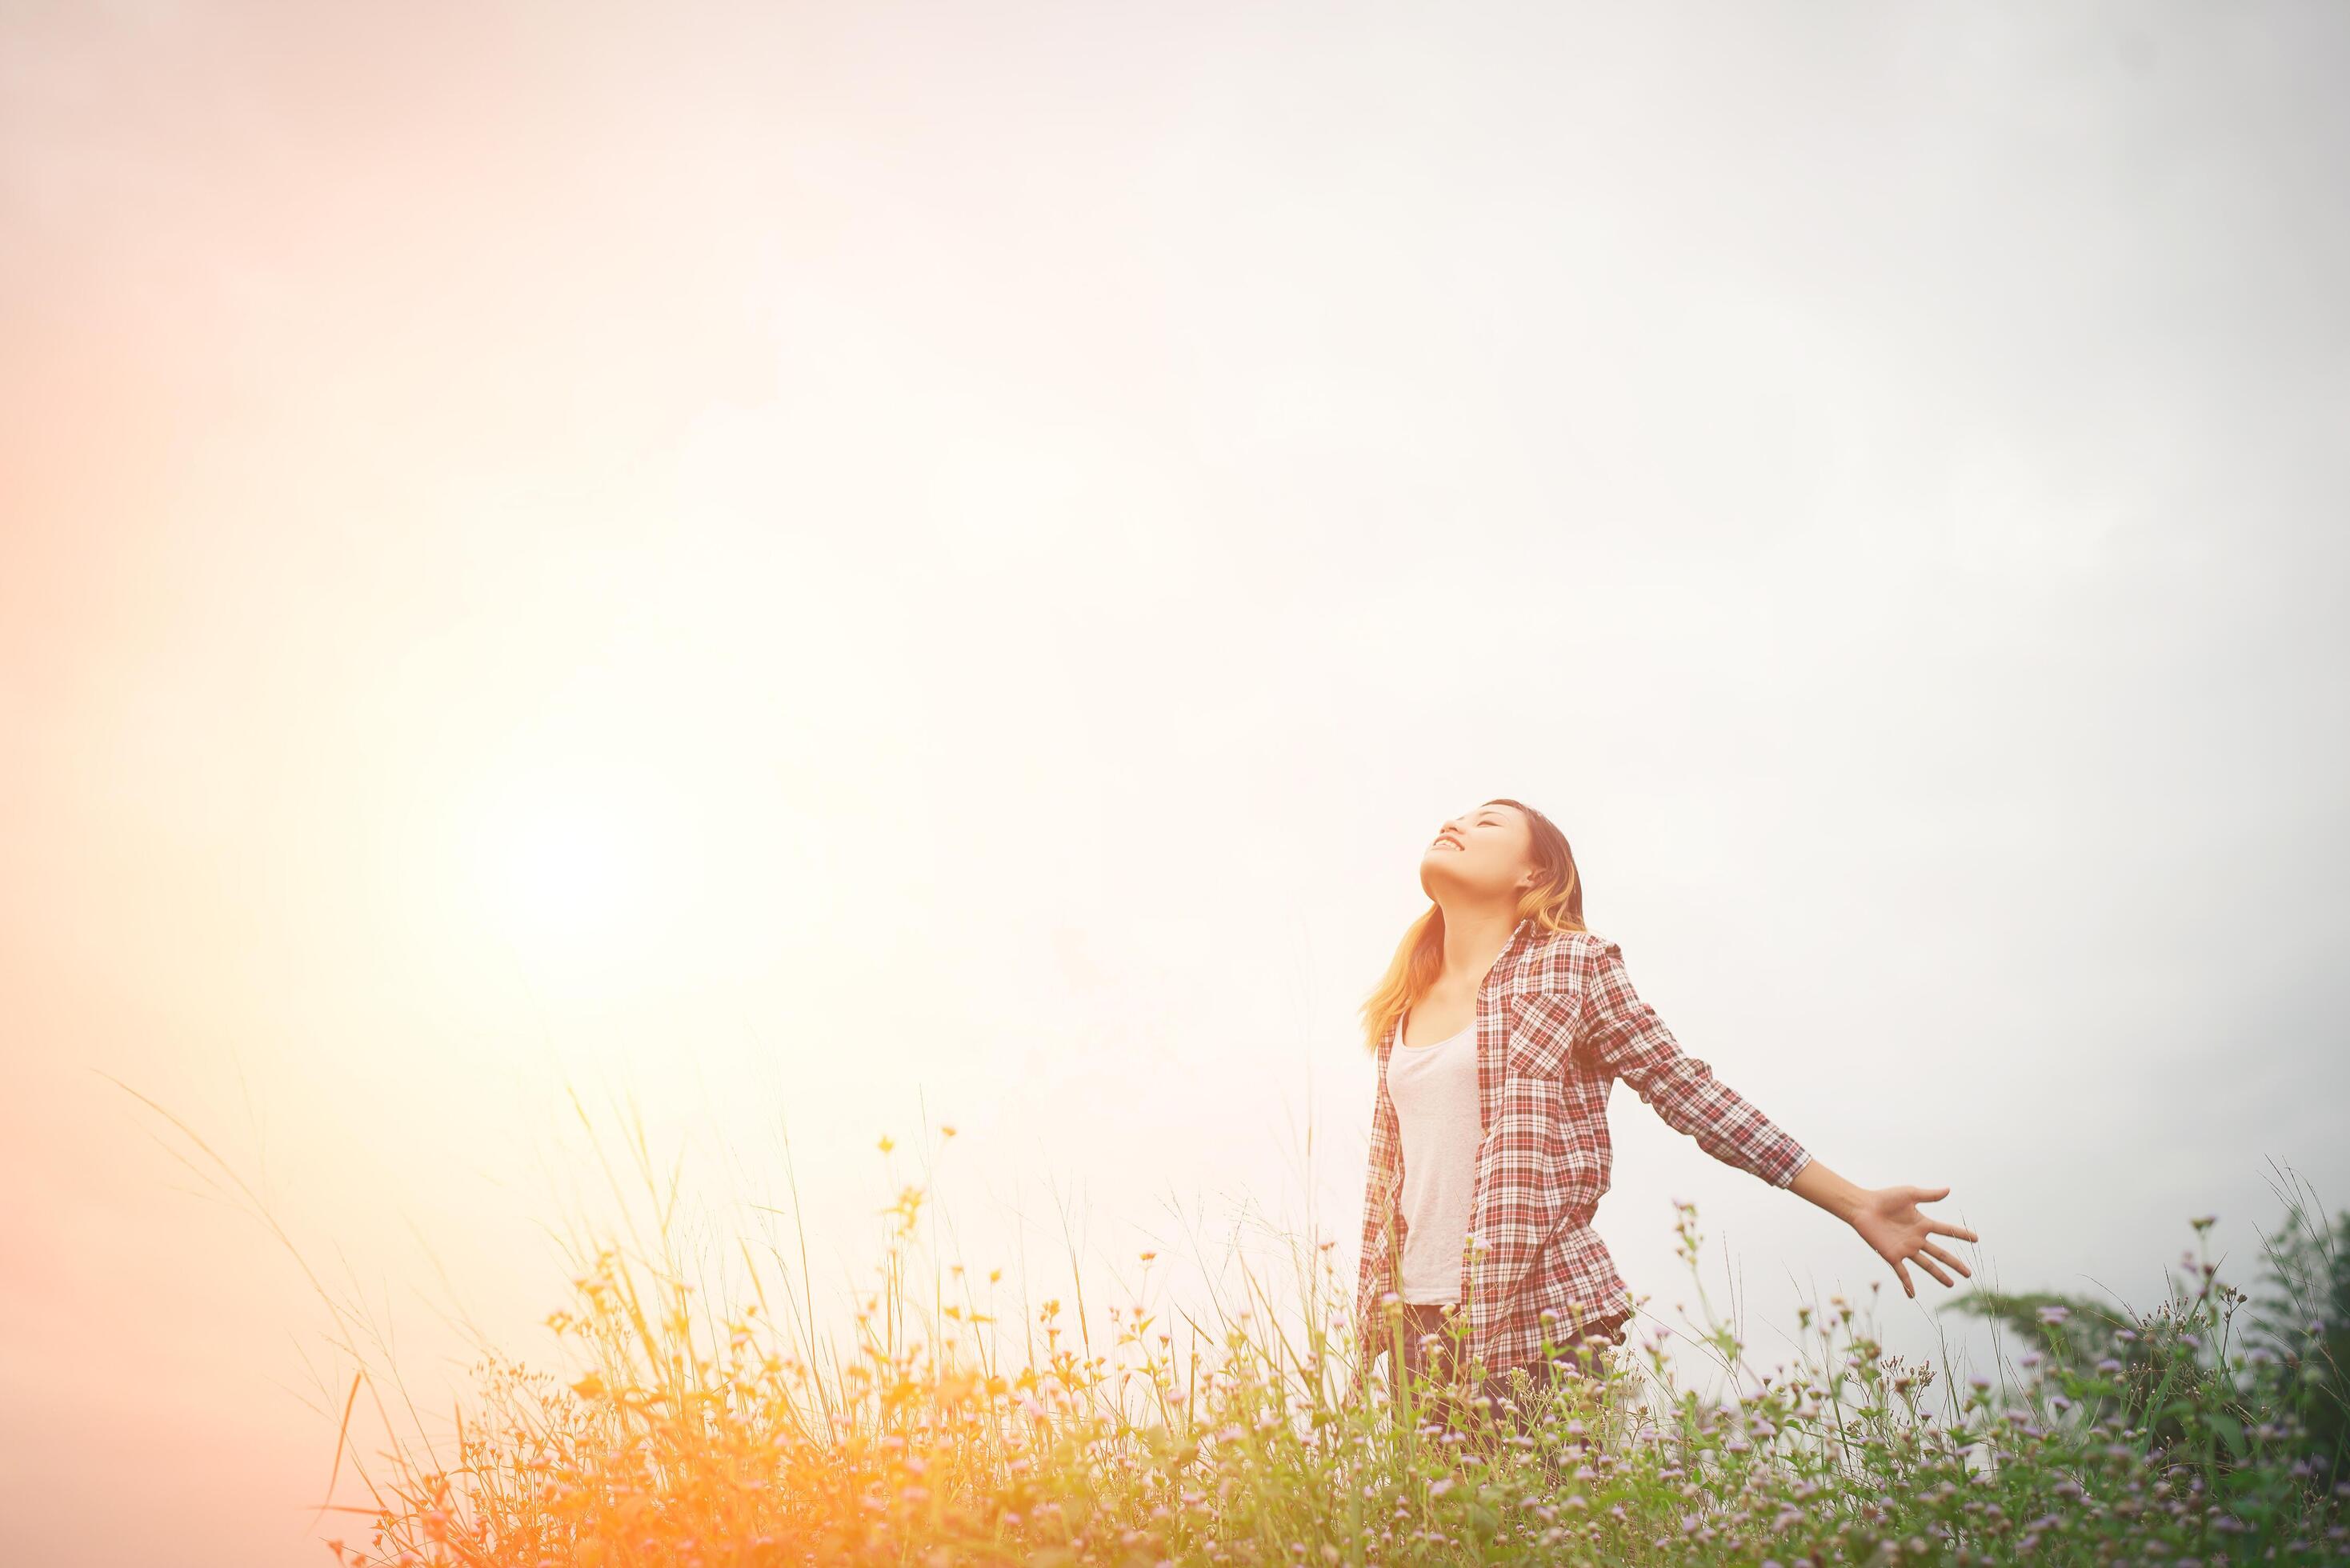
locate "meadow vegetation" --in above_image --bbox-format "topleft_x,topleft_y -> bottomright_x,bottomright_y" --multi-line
324,1124 -> 2350,1568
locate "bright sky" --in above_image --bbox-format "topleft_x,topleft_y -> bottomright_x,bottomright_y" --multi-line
6,4 -> 2348,1565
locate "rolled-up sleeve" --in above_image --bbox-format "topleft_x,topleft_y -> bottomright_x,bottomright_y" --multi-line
1579,938 -> 1811,1189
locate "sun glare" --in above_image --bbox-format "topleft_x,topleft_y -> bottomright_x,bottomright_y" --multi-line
462,760 -> 700,994
489,797 -> 636,946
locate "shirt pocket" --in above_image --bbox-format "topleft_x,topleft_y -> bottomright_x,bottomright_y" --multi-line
1503,990 -> 1583,1081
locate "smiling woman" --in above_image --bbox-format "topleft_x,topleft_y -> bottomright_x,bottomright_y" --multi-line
1349,797 -> 1982,1430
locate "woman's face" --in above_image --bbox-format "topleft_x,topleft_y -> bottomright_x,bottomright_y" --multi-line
1419,802 -> 1535,900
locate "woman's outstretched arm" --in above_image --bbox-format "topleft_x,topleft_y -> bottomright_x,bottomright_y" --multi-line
1579,935 -> 1981,1297
1577,935 -> 1812,1187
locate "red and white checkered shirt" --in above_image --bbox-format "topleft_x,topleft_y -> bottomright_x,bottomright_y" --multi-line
1351,919 -> 1810,1390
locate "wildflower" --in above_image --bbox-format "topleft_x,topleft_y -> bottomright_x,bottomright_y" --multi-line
2036,1305 -> 2071,1326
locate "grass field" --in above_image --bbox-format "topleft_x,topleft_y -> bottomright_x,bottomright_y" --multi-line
326,1127 -> 2349,1568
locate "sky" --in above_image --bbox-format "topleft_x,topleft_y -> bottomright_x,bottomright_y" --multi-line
4,2 -> 2348,1564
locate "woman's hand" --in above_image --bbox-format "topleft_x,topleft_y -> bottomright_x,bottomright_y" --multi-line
1849,1183 -> 1978,1296
1788,1159 -> 1980,1298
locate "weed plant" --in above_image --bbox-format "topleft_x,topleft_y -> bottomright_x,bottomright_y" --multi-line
326,1129 -> 2350,1568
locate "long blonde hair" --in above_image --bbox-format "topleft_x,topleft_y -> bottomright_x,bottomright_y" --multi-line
1358,797 -> 1587,1054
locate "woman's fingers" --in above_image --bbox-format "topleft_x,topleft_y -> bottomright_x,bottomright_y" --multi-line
1892,1256 -> 1916,1298
1928,1221 -> 1980,1243
1911,1250 -> 1956,1288
1920,1240 -> 1971,1277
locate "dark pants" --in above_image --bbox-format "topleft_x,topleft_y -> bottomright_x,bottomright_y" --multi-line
1386,1300 -> 1627,1448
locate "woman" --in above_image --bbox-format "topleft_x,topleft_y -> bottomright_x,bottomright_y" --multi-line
1347,797 -> 1980,1430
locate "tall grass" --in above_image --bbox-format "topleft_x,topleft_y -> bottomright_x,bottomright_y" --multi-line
322,1112 -> 2350,1568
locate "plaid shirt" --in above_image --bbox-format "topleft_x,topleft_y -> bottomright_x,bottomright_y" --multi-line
1350,919 -> 1811,1390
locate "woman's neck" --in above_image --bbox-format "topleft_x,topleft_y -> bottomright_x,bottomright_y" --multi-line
1435,908 -> 1516,982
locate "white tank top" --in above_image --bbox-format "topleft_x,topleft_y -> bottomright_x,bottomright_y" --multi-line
1387,1006 -> 1483,1306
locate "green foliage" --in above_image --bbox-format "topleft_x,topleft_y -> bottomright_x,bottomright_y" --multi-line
1942,1285 -> 2146,1425
350,1137 -> 2350,1566
2245,1169 -> 2350,1492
